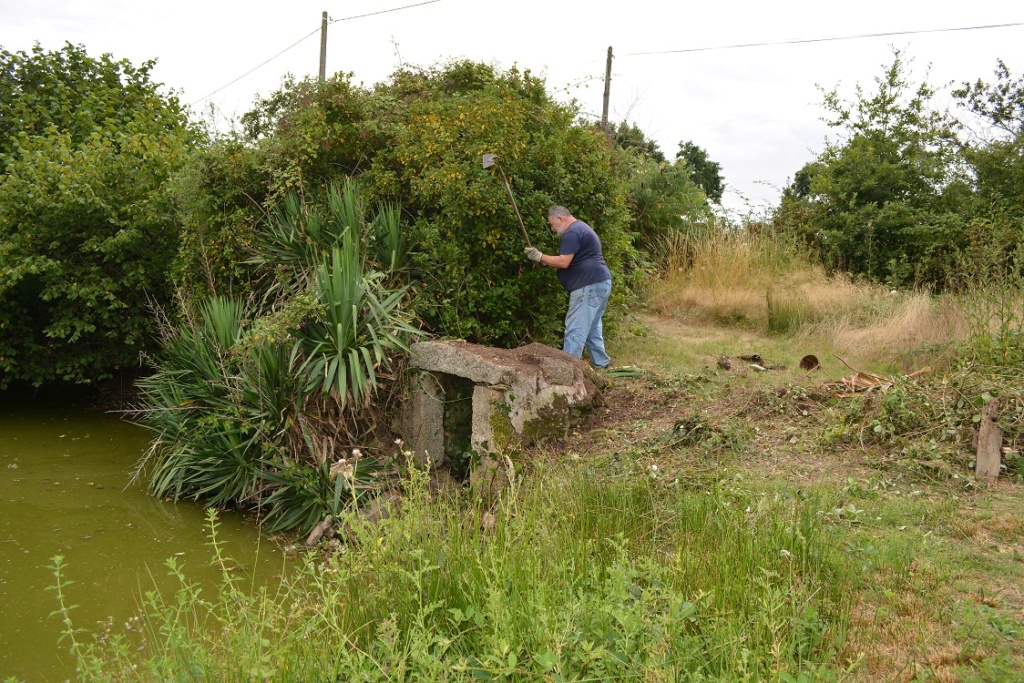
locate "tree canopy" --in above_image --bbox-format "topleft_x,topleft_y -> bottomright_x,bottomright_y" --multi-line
773,52 -> 970,287
178,61 -> 638,348
676,141 -> 724,204
0,43 -> 196,387
612,121 -> 666,162
953,60 -> 1024,221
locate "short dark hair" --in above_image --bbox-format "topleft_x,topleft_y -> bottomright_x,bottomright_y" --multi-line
547,205 -> 571,219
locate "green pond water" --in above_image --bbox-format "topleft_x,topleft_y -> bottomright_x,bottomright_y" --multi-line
0,394 -> 284,682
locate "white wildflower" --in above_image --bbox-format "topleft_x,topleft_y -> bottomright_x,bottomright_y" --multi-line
330,459 -> 354,479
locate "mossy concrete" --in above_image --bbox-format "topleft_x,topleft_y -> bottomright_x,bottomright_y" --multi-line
400,340 -> 606,468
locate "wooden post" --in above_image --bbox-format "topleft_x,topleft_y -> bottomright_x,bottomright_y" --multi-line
976,398 -> 1002,483
601,46 -> 613,130
318,11 -> 328,82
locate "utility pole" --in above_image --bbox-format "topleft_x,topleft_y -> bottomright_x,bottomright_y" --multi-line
601,46 -> 613,130
318,11 -> 328,82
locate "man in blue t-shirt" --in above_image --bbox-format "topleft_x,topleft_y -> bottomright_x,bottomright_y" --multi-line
524,205 -> 612,369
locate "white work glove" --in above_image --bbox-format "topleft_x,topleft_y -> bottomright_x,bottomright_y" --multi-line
525,247 -> 543,262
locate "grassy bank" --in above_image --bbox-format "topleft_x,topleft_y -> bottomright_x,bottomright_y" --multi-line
36,227 -> 1024,682
48,465 -> 856,682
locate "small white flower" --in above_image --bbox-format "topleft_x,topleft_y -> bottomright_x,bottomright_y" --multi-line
351,448 -> 362,459
650,464 -> 658,472
780,549 -> 792,559
394,438 -> 403,446
330,459 -> 354,478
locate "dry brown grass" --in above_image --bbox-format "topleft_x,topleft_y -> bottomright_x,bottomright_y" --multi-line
802,291 -> 970,368
648,229 -> 972,367
651,262 -> 873,326
650,229 -> 888,326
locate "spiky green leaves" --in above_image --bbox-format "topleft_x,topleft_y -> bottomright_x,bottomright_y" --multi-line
136,183 -> 418,531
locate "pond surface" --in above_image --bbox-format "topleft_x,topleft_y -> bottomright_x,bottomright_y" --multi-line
0,393 -> 283,682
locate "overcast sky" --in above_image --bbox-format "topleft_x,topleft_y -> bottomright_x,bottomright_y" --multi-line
4,0 -> 1022,214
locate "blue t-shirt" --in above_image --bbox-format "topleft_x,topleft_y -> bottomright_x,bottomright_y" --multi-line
556,220 -> 612,292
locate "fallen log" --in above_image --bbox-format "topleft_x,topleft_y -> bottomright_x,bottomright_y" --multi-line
305,514 -> 334,547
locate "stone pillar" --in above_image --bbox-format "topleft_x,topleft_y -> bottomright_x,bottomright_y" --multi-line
471,385 -> 512,455
402,371 -> 446,468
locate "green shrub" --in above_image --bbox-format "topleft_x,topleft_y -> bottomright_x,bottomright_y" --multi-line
178,62 -> 636,348
0,43 -> 196,386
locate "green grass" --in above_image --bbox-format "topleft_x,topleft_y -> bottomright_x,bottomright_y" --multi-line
48,461 -> 861,682
39,240 -> 1024,682
605,321 -> 1024,681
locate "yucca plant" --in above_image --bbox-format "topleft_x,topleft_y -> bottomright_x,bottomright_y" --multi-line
136,182 -> 419,531
299,237 -> 418,409
252,181 -> 407,287
367,200 -> 408,274
136,296 -> 268,502
260,452 -> 390,532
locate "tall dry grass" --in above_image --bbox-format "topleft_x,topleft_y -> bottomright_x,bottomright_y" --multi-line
648,226 -> 971,364
803,292 -> 969,370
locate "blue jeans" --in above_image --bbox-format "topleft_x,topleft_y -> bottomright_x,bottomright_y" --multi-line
563,279 -> 611,368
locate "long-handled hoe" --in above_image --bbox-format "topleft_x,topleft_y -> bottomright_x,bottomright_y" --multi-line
482,153 -> 533,249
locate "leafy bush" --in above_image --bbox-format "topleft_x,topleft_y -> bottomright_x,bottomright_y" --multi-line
774,52 -> 968,289
774,54 -> 1024,294
622,152 -> 709,253
178,61 -> 636,348
0,43 -> 196,386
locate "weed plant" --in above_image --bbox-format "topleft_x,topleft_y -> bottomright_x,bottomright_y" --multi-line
47,461 -> 858,682
959,269 -> 1024,368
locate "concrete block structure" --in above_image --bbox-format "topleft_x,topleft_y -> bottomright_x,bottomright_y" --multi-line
399,340 -> 605,466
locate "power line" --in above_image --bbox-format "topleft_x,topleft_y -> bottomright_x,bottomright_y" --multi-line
626,21 -> 1024,57
191,29 -> 320,106
190,0 -> 444,107
329,0 -> 442,24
